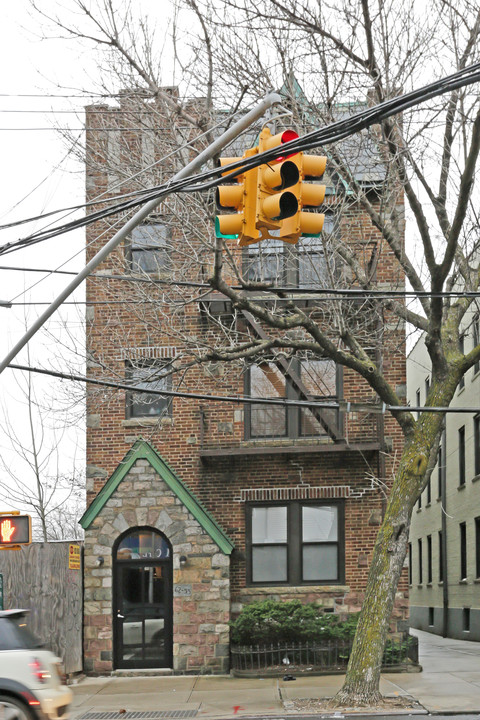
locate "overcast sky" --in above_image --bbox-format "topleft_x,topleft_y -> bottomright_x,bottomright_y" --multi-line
0,1 -> 89,518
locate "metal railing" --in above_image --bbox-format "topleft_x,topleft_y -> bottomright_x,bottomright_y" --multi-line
231,635 -> 418,674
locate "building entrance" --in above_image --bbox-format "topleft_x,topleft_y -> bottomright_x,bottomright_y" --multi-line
113,528 -> 172,669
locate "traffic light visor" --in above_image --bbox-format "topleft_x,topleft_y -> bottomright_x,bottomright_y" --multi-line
262,191 -> 298,221
262,161 -> 299,191
301,184 -> 326,207
299,212 -> 325,235
215,214 -> 244,237
303,155 -> 327,178
218,157 -> 244,178
261,129 -> 299,160
216,184 -> 243,209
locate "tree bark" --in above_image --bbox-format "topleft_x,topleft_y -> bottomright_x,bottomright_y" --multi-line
334,369 -> 461,704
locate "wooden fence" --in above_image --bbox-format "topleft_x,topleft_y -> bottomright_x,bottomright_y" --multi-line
0,541 -> 83,674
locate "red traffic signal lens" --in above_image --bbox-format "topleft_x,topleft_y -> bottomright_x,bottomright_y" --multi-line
280,130 -> 299,144
277,130 -> 299,161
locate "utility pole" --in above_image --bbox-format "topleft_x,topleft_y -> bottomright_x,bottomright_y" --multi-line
0,92 -> 283,376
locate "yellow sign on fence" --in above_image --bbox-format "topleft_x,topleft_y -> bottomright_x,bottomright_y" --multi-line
68,544 -> 81,570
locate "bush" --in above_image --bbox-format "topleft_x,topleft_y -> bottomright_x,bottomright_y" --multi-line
230,599 -> 359,645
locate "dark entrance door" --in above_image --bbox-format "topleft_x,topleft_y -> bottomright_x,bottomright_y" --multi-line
113,529 -> 172,669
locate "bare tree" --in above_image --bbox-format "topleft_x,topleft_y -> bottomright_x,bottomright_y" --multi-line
0,346 -> 85,541
29,0 -> 480,704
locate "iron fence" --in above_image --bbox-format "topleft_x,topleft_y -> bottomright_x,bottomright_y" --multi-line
231,634 -> 418,674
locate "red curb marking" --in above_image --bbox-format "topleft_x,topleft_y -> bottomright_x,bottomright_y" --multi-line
233,706 -> 244,714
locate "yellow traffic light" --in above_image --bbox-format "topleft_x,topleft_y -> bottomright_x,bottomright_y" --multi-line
215,149 -> 260,245
215,128 -> 326,247
279,154 -> 327,244
254,128 -> 300,244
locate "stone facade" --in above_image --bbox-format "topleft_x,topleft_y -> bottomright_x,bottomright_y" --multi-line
83,454 -> 231,674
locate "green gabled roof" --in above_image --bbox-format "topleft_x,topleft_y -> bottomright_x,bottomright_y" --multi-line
80,439 -> 234,555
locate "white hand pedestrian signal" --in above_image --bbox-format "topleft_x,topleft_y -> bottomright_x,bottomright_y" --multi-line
0,519 -> 15,543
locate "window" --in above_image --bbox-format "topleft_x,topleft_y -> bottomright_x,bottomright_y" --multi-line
418,538 -> 423,584
438,531 -> 444,582
247,501 -> 344,585
459,335 -> 465,390
428,607 -> 434,627
459,426 -> 466,486
426,477 -> 431,505
460,522 -> 467,581
244,214 -> 335,288
476,517 -> 480,579
128,223 -> 170,274
463,607 -> 471,632
408,542 -> 412,585
425,376 -> 430,400
245,357 -> 338,439
437,444 -> 443,499
416,389 -> 421,419
126,360 -> 172,419
474,415 -> 480,477
427,534 -> 432,583
474,314 -> 480,376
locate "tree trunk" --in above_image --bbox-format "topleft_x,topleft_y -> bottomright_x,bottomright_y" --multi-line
332,439 -> 432,705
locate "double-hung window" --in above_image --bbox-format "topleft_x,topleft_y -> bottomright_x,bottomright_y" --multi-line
458,425 -> 466,486
474,415 -> 480,477
128,223 -> 170,275
247,501 -> 344,585
126,360 -> 172,419
474,315 -> 480,376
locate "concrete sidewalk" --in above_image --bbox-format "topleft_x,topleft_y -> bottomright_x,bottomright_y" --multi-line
70,629 -> 480,718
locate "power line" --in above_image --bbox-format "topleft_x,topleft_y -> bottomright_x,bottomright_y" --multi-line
1,265 -> 480,301
7,363 -> 480,415
3,62 -> 480,256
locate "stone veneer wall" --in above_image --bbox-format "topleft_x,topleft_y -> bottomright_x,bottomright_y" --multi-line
83,458 -> 230,674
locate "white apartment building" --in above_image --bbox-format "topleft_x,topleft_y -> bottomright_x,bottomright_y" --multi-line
407,312 -> 480,640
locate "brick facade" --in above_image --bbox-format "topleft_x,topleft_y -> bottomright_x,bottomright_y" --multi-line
82,95 -> 408,674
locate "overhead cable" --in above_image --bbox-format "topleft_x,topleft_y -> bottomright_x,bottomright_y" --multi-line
3,62 -> 480,256
7,363 -> 480,415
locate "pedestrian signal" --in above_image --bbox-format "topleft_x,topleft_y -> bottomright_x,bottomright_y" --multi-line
0,514 -> 31,546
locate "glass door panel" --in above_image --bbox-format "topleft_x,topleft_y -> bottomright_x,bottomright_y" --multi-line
115,562 -> 171,669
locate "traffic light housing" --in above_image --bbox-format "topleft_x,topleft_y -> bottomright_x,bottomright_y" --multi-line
215,149 -> 259,245
277,153 -> 327,244
0,514 -> 31,546
215,127 -> 327,246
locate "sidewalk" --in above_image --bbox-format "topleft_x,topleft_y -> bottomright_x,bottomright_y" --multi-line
70,629 -> 480,718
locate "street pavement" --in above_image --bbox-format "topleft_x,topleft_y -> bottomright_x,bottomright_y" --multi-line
70,629 -> 480,718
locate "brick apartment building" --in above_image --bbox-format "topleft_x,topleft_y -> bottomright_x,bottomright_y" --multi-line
80,92 -> 408,674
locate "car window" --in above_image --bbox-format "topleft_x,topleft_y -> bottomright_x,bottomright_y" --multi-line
0,616 -> 43,650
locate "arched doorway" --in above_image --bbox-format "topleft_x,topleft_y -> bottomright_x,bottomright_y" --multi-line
113,527 -> 173,669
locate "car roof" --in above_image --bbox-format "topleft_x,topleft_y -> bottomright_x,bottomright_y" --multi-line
0,609 -> 30,618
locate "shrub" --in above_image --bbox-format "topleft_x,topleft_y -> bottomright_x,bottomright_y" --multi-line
230,599 -> 359,645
